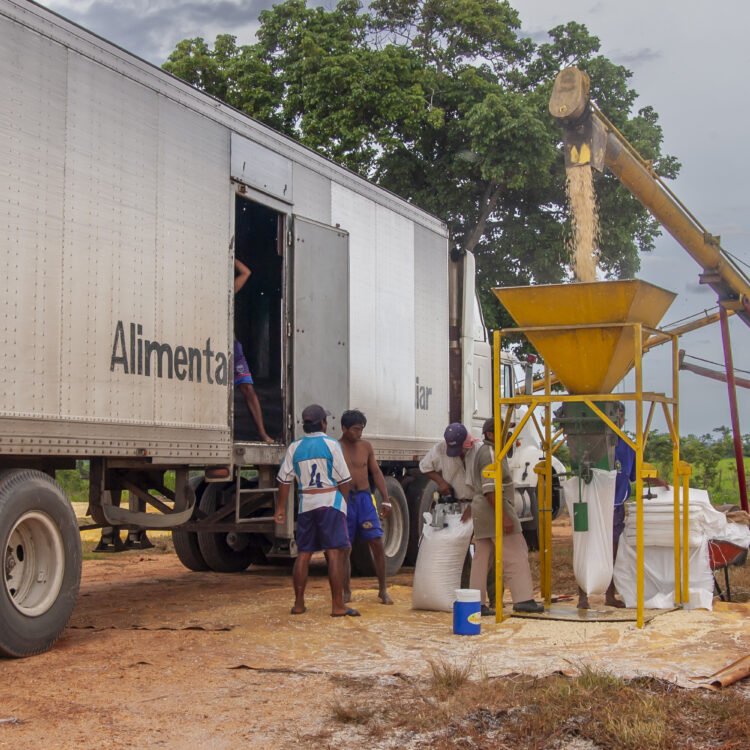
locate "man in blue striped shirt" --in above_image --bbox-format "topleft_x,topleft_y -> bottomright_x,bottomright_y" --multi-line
276,404 -> 358,616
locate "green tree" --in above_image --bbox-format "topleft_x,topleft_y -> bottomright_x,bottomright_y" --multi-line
711,426 -> 735,459
643,430 -> 674,479
163,1 -> 679,332
642,427 -> 748,495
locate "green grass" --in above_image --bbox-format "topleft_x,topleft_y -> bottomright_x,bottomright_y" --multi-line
710,456 -> 750,505
56,465 -> 190,509
646,455 -> 749,506
56,462 -> 90,504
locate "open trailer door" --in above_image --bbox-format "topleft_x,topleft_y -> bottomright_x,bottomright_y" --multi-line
291,216 -> 349,437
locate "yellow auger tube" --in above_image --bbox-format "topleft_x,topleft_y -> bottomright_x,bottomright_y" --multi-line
550,67 -> 750,325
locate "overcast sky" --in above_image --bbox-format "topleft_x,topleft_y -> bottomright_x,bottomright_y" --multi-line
41,0 -> 750,436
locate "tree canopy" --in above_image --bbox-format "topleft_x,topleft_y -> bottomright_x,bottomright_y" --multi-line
163,0 -> 680,329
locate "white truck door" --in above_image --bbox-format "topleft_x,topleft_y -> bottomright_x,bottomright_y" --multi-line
292,216 -> 350,438
460,252 -> 492,435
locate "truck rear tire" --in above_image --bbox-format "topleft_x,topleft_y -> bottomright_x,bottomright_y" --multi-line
197,484 -> 255,573
172,476 -> 209,572
350,476 -> 408,578
0,469 -> 82,658
404,476 -> 437,565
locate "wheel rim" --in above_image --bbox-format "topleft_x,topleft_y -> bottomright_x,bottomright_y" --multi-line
4,510 -> 65,617
381,493 -> 404,559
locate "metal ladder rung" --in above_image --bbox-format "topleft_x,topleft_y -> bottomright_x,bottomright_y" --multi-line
235,474 -> 278,523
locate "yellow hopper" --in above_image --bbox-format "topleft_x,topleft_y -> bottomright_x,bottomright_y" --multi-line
494,280 -> 676,394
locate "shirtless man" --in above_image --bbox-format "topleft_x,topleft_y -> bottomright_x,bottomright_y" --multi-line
339,409 -> 393,605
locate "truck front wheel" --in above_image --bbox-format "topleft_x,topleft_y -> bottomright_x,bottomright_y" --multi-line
350,476 -> 408,578
0,470 -> 82,657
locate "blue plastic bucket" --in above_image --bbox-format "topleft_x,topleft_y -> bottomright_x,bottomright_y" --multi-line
453,588 -> 481,635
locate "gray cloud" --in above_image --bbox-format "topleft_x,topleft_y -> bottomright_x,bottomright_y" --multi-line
517,26 -> 550,45
611,46 -> 662,67
684,281 -> 713,296
46,0 -> 275,63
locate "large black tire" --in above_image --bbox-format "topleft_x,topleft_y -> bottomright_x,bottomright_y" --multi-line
197,483 -> 255,573
404,476 -> 437,565
172,476 -> 209,572
350,476 -> 409,578
0,469 -> 82,658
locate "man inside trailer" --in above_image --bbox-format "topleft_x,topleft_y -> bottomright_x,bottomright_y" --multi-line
234,258 -> 273,443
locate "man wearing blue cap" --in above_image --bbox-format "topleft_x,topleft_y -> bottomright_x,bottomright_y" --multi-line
418,422 -> 475,502
275,404 -> 357,617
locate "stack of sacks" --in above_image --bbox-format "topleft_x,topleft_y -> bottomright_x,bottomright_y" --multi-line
613,487 -> 750,610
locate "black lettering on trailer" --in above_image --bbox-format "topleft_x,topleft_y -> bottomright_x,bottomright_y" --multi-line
109,321 -> 228,385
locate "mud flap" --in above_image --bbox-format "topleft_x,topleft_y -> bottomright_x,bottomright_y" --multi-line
101,498 -> 195,528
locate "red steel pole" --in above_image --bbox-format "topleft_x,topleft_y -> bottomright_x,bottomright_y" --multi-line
719,307 -> 749,512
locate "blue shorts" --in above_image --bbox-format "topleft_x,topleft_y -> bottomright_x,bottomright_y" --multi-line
233,340 -> 254,385
346,489 -> 383,542
296,507 -> 350,553
613,504 -> 626,545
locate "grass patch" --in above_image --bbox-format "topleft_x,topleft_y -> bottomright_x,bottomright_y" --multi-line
428,657 -> 474,698
330,696 -> 376,725
329,670 -> 750,749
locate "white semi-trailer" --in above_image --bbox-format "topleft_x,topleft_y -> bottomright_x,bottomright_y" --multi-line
0,0 -> 523,657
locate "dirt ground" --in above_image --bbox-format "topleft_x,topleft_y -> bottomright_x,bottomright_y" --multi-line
1,522 -> 749,749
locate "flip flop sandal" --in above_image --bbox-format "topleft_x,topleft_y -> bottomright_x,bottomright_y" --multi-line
290,606 -> 307,615
331,608 -> 360,617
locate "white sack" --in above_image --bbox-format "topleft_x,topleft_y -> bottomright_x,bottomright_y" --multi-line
562,469 -> 616,595
412,511 -> 474,612
613,540 -> 714,610
612,486 -> 749,611
625,487 -> 750,548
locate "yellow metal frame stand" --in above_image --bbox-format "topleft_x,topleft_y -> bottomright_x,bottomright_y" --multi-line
484,324 -> 689,628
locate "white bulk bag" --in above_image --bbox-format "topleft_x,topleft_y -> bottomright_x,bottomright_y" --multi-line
562,469 -> 616,595
613,538 -> 715,610
613,485 -> 750,610
412,511 -> 474,612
